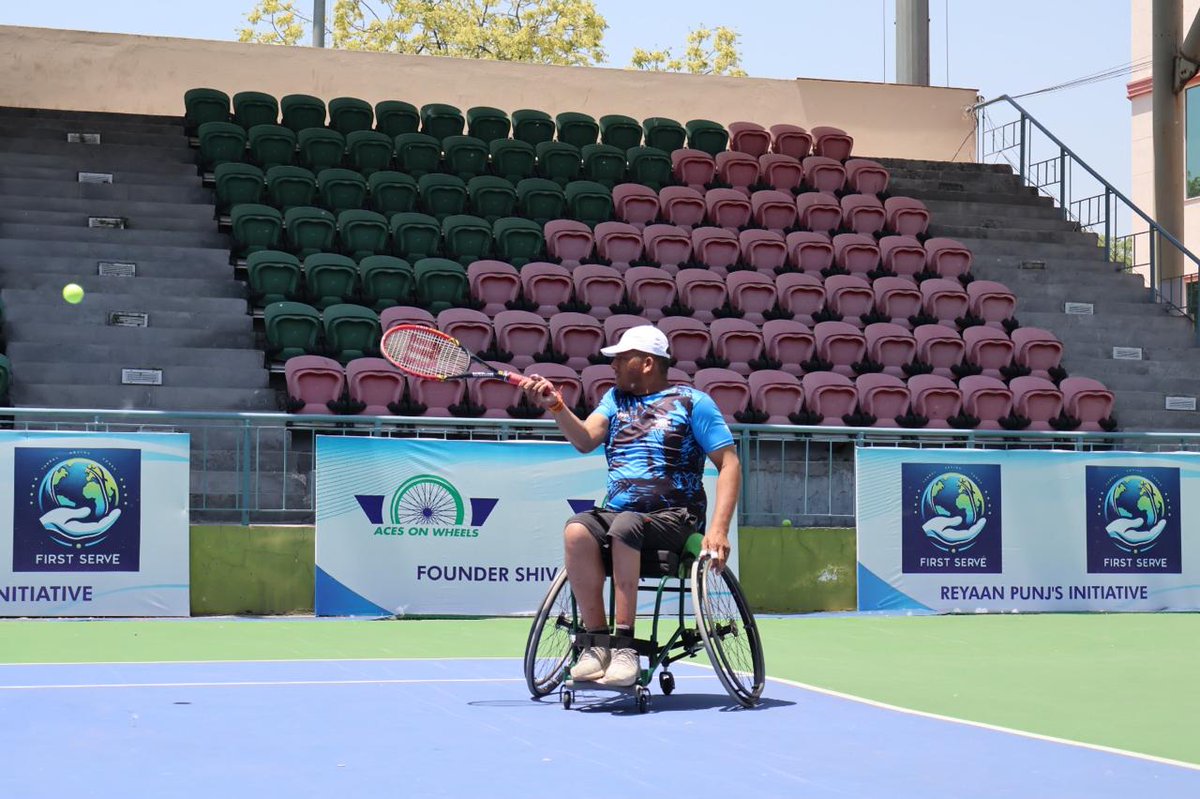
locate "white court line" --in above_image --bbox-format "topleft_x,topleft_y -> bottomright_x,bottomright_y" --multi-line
0,656 -> 516,667
0,675 -> 711,691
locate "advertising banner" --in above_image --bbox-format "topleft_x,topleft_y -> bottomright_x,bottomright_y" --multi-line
0,432 -> 190,617
315,437 -> 735,616
856,447 -> 1200,612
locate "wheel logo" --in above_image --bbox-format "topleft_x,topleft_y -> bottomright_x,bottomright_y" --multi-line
389,475 -> 465,527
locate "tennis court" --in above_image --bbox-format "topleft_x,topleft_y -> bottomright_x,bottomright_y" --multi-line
2,614 -> 1195,798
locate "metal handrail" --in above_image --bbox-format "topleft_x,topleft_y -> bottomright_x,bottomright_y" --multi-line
973,94 -> 1200,334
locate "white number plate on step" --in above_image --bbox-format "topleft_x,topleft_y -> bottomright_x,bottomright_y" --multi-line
1064,302 -> 1094,315
121,368 -> 162,386
1112,347 -> 1143,360
1165,396 -> 1197,411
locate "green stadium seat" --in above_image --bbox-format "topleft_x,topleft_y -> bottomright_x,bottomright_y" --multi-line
414,257 -> 469,313
265,301 -> 322,360
230,203 -> 283,256
489,138 -> 536,183
197,122 -> 246,171
467,106 -> 512,143
337,209 -> 389,261
305,253 -> 360,309
420,103 -> 465,142
317,168 -> 368,214
581,143 -> 627,188
536,141 -> 582,186
600,114 -> 642,151
418,173 -> 468,221
442,135 -> 490,180
284,206 -> 337,258
280,93 -> 327,132
390,212 -> 442,260
512,108 -> 555,146
358,255 -> 415,311
298,128 -> 346,173
467,175 -> 517,222
265,165 -> 318,211
565,180 -> 613,227
323,303 -> 382,363
686,119 -> 730,157
184,88 -> 230,134
516,178 -> 567,226
394,132 -> 442,177
375,100 -> 420,138
556,112 -> 599,149
368,171 -> 418,215
246,250 -> 303,306
346,130 -> 394,176
328,96 -> 374,135
247,124 -> 297,170
233,91 -> 279,129
492,217 -> 545,269
643,117 -> 687,152
214,162 -> 265,214
625,146 -> 673,191
442,214 -> 493,266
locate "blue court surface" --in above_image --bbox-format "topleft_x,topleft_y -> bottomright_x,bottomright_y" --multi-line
1,657 -> 1196,798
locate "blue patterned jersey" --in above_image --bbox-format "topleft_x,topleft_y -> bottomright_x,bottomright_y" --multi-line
594,385 -> 734,528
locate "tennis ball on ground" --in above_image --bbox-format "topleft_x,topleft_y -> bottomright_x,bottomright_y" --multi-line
62,283 -> 85,304
781,519 -> 793,527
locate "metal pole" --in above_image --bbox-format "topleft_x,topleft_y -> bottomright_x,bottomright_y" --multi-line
1104,188 -> 1112,263
1152,0 -> 1184,283
1018,114 -> 1027,178
312,0 -> 326,48
896,0 -> 930,86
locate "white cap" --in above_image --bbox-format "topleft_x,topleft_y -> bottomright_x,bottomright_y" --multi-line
600,325 -> 670,358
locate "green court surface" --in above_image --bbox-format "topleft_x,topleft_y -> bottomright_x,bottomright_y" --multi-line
2,613 -> 1194,765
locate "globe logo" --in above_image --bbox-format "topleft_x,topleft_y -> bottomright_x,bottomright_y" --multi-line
919,472 -> 988,551
1103,475 -> 1167,552
37,457 -> 123,546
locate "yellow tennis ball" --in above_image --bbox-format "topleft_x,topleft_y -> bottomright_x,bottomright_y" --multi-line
62,283 -> 84,304
781,518 -> 793,527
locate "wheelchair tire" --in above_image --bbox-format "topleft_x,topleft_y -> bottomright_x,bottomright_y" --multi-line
523,567 -> 577,698
691,554 -> 766,707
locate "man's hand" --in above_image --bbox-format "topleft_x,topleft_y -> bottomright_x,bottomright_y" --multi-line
518,374 -> 563,410
701,527 -> 731,573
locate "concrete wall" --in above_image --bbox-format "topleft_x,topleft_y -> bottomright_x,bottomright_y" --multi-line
0,25 -> 977,162
188,525 -> 856,616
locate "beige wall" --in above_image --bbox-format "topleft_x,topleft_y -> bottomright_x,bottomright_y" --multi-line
0,25 -> 977,162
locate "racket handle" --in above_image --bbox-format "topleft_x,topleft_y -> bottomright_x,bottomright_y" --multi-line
504,372 -> 525,387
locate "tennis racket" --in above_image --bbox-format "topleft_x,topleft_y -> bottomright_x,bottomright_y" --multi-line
380,324 -> 527,385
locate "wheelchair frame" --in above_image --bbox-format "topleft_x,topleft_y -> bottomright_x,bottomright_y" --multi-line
523,533 -> 765,713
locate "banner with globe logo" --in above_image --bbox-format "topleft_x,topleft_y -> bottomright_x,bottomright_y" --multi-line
856,447 -> 1200,613
2,432 -> 190,617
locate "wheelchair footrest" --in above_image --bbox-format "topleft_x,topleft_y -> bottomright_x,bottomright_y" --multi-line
572,632 -> 657,658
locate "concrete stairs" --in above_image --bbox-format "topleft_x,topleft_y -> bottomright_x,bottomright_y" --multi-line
0,106 -> 274,413
878,157 -> 1200,432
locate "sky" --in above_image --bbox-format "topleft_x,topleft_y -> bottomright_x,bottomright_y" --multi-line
0,0 -> 1135,193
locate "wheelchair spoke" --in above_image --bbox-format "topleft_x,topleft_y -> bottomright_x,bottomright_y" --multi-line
524,568 -> 577,698
692,558 -> 765,707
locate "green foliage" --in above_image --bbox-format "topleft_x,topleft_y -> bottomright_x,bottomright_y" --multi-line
629,25 -> 747,76
239,0 -> 607,66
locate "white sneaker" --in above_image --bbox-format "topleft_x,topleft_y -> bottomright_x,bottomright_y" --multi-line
569,646 -> 610,681
600,647 -> 640,687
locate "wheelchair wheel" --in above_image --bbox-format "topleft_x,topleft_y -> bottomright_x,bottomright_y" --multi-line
523,567 -> 577,698
691,554 -> 765,707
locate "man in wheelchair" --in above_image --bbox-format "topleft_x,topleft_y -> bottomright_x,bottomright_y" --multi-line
519,325 -> 741,688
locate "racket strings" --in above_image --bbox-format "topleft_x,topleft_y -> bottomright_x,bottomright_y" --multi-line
384,327 -> 470,379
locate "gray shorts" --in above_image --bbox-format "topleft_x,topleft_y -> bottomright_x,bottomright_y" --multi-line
567,507 -> 696,553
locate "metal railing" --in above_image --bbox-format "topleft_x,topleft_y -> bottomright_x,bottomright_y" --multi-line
974,94 -> 1200,339
9,407 -> 1200,528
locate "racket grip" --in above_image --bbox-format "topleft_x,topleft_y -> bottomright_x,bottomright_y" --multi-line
504,372 -> 525,387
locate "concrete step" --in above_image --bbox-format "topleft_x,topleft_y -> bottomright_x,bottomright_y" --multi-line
0,124 -> 188,150
0,106 -> 181,130
927,213 -> 1079,233
4,307 -> 251,336
951,236 -> 1106,260
7,342 -> 263,370
929,223 -> 1096,246
0,208 -> 219,234
17,361 -> 269,389
3,272 -> 245,299
0,236 -> 229,262
0,177 -> 211,204
888,175 -> 1037,195
0,151 -> 197,175
972,273 -> 1150,306
1013,295 -> 1171,316
873,158 -> 1015,175
1110,410 -> 1200,432
11,382 -> 278,412
6,321 -> 255,348
0,137 -> 194,163
3,286 -> 246,314
0,193 -> 216,218
0,255 -> 234,282
0,222 -> 227,249
1059,355 -> 1200,390
1100,388 -> 1199,413
922,198 -> 1071,222
1014,310 -> 1194,342
886,186 -> 1052,206
0,164 -> 200,186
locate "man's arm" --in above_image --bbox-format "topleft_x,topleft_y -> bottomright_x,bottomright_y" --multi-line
519,375 -> 609,453
702,444 -> 740,572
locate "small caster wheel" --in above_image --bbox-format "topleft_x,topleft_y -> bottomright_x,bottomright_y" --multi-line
659,671 -> 675,695
636,686 -> 650,713
562,690 -> 573,710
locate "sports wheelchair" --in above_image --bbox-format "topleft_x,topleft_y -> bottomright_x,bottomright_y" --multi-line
523,532 -> 765,712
